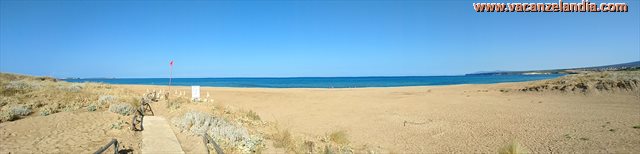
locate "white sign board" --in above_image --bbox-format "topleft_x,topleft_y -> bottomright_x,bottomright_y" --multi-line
191,86 -> 200,101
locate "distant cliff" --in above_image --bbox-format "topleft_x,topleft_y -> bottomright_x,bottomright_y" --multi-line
466,61 -> 640,76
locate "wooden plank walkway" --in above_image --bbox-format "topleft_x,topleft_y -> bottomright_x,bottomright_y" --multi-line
141,116 -> 185,154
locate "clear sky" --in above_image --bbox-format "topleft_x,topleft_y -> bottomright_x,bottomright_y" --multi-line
1,0 -> 639,78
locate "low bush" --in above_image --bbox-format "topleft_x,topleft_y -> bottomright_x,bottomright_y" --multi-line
87,103 -> 98,111
0,105 -> 32,122
39,107 -> 53,116
39,104 -> 59,116
0,73 -> 144,123
11,105 -> 32,116
0,97 -> 19,108
98,95 -> 117,105
56,83 -> 84,92
109,103 -> 133,116
4,80 -> 42,93
173,111 -> 263,153
111,120 -> 125,129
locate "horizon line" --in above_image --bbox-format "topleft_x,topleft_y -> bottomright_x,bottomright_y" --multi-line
2,60 -> 637,79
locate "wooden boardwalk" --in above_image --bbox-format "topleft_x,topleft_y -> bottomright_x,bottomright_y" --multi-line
141,116 -> 185,154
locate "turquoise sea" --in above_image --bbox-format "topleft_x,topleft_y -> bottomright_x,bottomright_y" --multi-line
64,74 -> 564,88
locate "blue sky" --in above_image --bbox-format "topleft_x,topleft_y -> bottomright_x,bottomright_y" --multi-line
1,0 -> 638,78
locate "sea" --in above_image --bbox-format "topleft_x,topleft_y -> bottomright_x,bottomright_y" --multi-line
64,74 -> 564,88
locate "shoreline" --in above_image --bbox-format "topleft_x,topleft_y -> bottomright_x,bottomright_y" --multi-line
62,74 -> 564,89
70,78 -> 557,90
114,82 -> 522,91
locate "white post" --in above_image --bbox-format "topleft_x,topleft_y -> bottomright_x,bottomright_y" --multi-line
191,86 -> 200,102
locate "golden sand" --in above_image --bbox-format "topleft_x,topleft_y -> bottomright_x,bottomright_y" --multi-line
1,72 -> 639,153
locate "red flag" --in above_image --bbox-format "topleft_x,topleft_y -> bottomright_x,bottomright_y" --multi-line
169,60 -> 174,66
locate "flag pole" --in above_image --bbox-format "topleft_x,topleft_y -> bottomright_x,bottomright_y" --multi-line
168,60 -> 173,102
169,61 -> 173,87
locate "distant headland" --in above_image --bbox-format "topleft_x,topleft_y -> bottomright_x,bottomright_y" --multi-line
466,61 -> 640,76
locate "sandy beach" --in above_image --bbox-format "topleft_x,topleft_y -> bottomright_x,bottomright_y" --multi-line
1,72 -> 639,153
122,82 -> 639,153
2,0 -> 639,153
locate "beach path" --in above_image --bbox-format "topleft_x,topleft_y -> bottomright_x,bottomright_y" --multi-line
141,116 -> 185,154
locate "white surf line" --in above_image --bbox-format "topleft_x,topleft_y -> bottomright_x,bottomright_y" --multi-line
141,116 -> 185,154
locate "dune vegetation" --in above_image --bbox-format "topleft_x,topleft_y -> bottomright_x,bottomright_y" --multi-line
0,73 -> 145,122
168,99 -> 365,153
499,70 -> 640,93
1,72 -> 371,153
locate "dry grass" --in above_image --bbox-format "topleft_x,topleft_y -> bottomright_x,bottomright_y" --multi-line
329,130 -> 350,145
517,71 -> 639,93
167,97 -> 189,110
157,89 -> 377,153
245,110 -> 261,121
268,126 -> 357,153
272,127 -> 294,150
0,73 -> 141,122
498,142 -> 529,154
